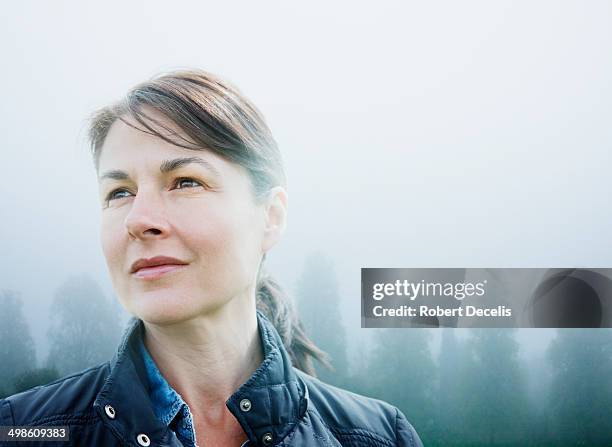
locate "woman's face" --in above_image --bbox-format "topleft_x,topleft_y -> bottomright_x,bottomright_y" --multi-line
97,115 -> 284,324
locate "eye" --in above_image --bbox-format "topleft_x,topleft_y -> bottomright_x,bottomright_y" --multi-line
105,188 -> 132,202
173,177 -> 204,190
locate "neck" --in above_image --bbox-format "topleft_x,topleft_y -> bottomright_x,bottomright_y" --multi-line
142,296 -> 264,413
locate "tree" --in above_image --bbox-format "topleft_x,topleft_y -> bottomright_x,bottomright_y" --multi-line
295,252 -> 349,386
361,328 -> 436,439
0,290 -> 36,394
547,329 -> 612,445
46,274 -> 122,376
13,367 -> 61,394
436,328 -> 465,444
460,329 -> 528,445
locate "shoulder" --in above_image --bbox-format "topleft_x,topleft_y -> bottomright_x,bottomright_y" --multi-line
0,362 -> 110,426
294,369 -> 423,447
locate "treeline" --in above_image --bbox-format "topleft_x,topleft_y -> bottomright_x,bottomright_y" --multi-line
0,274 -> 122,398
296,253 -> 612,447
2,256 -> 612,446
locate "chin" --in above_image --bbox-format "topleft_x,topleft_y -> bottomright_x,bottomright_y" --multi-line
124,289 -> 226,326
135,308 -> 193,326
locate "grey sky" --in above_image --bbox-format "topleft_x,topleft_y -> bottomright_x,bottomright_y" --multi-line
1,0 -> 610,364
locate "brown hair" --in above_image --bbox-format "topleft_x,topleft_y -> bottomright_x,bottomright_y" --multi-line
88,69 -> 329,375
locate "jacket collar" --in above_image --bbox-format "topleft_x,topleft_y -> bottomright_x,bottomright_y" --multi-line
94,310 -> 309,446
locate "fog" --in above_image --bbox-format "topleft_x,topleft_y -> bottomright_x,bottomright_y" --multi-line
1,0 -> 610,395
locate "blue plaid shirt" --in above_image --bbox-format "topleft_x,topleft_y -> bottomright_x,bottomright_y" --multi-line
138,339 -> 198,447
138,332 -> 252,447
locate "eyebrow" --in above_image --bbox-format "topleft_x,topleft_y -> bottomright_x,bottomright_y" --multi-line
99,156 -> 221,182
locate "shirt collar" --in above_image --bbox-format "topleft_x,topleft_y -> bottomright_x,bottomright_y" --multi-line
139,338 -> 196,446
94,310 -> 309,446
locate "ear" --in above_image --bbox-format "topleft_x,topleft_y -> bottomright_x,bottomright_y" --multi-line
261,186 -> 288,253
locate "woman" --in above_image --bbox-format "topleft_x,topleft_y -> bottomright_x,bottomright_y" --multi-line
0,70 -> 423,447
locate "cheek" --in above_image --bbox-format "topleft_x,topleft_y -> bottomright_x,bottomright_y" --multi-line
184,201 -> 264,277
100,215 -> 126,274
182,208 -> 247,259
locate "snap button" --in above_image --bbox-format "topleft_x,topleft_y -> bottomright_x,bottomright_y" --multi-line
136,433 -> 151,446
262,432 -> 273,445
104,404 -> 116,419
239,398 -> 252,412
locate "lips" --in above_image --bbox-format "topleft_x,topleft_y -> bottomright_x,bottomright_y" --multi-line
130,256 -> 188,274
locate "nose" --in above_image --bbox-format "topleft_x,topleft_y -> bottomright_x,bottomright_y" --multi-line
124,188 -> 171,240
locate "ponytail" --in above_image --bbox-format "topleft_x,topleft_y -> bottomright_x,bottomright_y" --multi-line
255,269 -> 331,376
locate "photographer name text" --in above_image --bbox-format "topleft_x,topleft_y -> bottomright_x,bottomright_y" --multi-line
372,304 -> 512,318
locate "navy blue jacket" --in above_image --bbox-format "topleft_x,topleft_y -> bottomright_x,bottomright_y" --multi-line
0,311 -> 423,446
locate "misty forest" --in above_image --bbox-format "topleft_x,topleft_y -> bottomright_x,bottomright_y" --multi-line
1,253 -> 611,447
